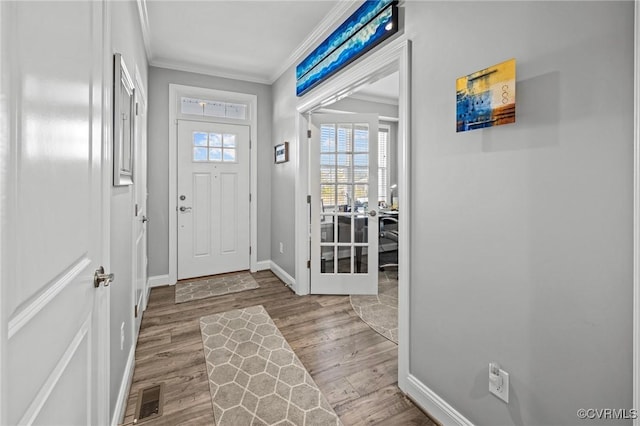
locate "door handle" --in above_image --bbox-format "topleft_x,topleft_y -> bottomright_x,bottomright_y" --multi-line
94,266 -> 114,288
142,215 -> 149,223
179,206 -> 192,212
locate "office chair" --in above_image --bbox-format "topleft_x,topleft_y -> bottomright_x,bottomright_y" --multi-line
379,215 -> 398,271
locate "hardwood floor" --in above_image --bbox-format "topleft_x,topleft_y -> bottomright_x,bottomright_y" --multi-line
120,270 -> 436,426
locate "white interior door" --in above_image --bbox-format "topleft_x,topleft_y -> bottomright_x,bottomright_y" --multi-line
133,82 -> 148,332
2,1 -> 108,424
177,120 -> 250,279
310,113 -> 379,294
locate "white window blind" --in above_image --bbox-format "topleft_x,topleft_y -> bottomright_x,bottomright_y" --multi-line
378,127 -> 389,203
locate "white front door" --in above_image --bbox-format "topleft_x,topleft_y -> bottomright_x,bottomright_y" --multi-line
1,1 -> 108,424
310,114 -> 379,294
177,120 -> 251,279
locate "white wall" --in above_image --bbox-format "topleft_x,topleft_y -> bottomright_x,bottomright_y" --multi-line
405,2 -> 633,425
272,1 -> 634,425
109,0 -> 148,421
147,66 -> 272,278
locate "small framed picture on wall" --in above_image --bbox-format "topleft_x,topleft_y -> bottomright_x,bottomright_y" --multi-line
274,142 -> 289,164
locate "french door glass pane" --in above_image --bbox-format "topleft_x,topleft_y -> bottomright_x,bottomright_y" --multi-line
354,124 -> 369,152
337,124 -> 352,152
321,125 -> 336,152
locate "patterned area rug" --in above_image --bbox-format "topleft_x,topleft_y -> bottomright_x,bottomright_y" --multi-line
350,270 -> 398,344
175,271 -> 259,304
200,305 -> 341,426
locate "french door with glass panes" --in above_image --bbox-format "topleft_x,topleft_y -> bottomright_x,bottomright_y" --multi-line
310,114 -> 379,294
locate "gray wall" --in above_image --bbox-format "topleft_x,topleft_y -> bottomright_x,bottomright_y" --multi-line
147,67 -> 273,277
271,68 -> 298,277
109,0 -> 148,420
272,1 -> 634,425
406,2 -> 633,425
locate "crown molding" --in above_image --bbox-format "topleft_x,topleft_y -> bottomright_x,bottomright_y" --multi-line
269,0 -> 360,84
136,0 -> 153,61
150,58 -> 272,85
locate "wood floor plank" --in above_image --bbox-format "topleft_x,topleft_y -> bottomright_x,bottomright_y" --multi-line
119,270 -> 435,426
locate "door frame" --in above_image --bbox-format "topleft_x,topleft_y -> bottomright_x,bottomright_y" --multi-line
295,36 -> 411,390
168,84 -> 258,284
633,2 -> 640,424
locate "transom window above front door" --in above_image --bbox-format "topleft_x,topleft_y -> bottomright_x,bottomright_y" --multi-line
192,131 -> 238,163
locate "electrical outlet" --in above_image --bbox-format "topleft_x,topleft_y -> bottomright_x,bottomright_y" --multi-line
489,363 -> 509,403
120,322 -> 125,351
279,242 -> 284,254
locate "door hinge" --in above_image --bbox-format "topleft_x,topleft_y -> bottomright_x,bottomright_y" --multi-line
136,102 -> 139,116
135,304 -> 139,318
249,246 -> 252,255
307,129 -> 312,138
249,138 -> 252,149
307,260 -> 311,269
307,195 -> 311,204
249,193 -> 252,202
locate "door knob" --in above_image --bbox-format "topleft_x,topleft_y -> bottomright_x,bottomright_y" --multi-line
94,266 -> 114,288
179,206 -> 192,212
368,210 -> 377,217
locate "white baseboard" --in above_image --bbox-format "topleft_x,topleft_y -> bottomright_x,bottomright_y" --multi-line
255,260 -> 271,271
270,261 -> 296,290
405,374 -> 474,426
148,274 -> 171,288
111,346 -> 136,426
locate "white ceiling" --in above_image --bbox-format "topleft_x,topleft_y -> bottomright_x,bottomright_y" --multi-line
354,72 -> 399,103
141,0 -> 351,84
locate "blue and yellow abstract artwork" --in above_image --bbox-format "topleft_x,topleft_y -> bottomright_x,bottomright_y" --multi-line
456,59 -> 516,132
296,0 -> 398,97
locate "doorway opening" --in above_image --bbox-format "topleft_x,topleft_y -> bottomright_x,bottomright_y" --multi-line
294,37 -> 411,391
168,85 -> 258,285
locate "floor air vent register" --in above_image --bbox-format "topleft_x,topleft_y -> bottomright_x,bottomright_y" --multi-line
133,383 -> 165,423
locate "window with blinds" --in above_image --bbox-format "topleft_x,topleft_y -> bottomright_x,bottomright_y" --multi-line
378,126 -> 390,203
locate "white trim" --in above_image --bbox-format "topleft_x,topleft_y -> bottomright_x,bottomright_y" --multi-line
148,274 -> 172,288
255,260 -> 271,271
18,316 -> 91,425
0,1 -> 8,423
111,345 -> 135,426
316,108 -> 399,123
135,0 -> 152,62
99,2 -> 112,425
270,261 -> 296,290
8,258 -> 91,338
152,59 -> 272,86
634,1 -> 640,425
270,0 -> 359,83
168,84 -> 258,283
396,39 -> 411,393
405,375 -> 474,426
